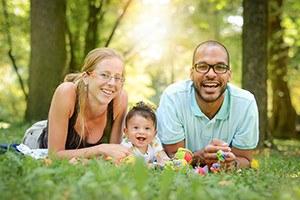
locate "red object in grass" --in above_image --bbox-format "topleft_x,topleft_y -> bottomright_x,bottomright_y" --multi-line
184,152 -> 193,164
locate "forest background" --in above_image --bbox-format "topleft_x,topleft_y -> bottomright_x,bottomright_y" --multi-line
0,0 -> 300,145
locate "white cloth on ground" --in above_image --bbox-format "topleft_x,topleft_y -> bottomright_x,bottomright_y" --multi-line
16,143 -> 48,159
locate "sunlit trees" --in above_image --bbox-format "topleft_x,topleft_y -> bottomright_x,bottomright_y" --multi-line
269,0 -> 297,138
0,0 -> 299,141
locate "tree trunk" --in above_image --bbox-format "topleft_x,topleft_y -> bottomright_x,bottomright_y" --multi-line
242,0 -> 268,147
84,0 -> 104,56
269,0 -> 297,139
25,0 -> 66,121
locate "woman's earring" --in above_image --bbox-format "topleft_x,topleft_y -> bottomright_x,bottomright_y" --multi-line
84,83 -> 89,92
84,83 -> 87,92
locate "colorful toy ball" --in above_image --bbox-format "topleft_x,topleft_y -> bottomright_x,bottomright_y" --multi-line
164,159 -> 189,172
216,150 -> 226,162
173,159 -> 188,168
174,147 -> 193,164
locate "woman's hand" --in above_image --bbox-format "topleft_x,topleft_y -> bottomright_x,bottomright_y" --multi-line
99,144 -> 131,162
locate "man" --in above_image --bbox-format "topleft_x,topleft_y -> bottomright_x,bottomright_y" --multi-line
156,40 -> 259,169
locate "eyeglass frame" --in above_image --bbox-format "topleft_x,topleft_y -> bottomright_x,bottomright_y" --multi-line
193,62 -> 230,74
92,71 -> 125,84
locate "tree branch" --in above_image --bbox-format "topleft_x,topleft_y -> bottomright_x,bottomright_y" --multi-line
1,0 -> 28,101
105,0 -> 133,47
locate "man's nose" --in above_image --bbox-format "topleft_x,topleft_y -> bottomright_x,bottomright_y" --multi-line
205,67 -> 217,77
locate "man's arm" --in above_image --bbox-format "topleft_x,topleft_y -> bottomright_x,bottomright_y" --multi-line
231,147 -> 253,168
163,140 -> 185,158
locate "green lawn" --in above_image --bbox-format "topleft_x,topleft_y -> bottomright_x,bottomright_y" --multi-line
1,123 -> 300,200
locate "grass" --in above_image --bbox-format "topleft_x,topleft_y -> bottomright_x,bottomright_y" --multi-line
1,123 -> 300,200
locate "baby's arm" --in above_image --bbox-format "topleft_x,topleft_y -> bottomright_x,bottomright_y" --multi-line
155,150 -> 170,165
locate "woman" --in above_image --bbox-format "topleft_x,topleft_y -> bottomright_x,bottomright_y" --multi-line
39,48 -> 130,160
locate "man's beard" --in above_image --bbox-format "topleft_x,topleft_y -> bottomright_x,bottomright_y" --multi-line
193,83 -> 227,103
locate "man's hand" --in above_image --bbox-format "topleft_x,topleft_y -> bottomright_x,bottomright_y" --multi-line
194,139 -> 254,170
193,139 -> 231,166
203,139 -> 231,164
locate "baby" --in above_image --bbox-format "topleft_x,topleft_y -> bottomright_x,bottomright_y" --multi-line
121,101 -> 170,165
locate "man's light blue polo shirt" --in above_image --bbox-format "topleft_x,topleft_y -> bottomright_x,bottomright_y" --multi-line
156,80 -> 259,152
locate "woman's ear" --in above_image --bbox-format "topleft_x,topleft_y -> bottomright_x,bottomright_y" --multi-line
82,72 -> 89,85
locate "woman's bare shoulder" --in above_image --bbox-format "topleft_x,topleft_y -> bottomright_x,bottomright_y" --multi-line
51,82 -> 77,117
56,82 -> 76,93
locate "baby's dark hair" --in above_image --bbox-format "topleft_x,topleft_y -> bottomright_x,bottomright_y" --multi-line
125,101 -> 157,129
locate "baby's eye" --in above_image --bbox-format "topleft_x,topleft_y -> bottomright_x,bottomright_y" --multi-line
145,127 -> 151,130
133,126 -> 139,130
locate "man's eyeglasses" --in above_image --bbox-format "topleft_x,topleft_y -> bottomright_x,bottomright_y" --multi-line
94,72 -> 125,84
193,62 -> 229,74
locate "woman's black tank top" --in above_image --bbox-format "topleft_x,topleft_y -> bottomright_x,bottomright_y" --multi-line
39,100 -> 114,149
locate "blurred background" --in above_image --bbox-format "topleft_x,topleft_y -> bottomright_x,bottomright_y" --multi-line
0,0 -> 299,144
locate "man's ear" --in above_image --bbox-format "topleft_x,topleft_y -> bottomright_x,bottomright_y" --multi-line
190,68 -> 194,79
228,69 -> 232,82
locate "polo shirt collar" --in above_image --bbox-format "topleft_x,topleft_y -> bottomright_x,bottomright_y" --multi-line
190,84 -> 229,120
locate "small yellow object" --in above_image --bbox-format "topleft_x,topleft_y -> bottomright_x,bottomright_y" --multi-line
250,159 -> 259,169
121,155 -> 136,164
43,158 -> 52,166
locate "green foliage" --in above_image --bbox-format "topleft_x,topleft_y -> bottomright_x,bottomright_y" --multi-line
1,124 -> 300,200
0,147 -> 300,200
0,0 -> 300,122
66,0 -> 88,68
282,0 -> 300,114
0,0 -> 29,122
0,122 -> 29,143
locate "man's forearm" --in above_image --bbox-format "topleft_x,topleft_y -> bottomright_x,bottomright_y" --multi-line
235,156 -> 251,168
231,147 -> 253,168
163,140 -> 185,158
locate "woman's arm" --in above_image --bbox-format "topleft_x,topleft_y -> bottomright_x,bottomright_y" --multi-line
47,84 -> 130,160
109,89 -> 128,144
48,82 -> 76,156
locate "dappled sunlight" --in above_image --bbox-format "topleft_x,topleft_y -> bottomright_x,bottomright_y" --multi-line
130,0 -> 172,61
121,0 -> 177,105
287,172 -> 300,178
0,122 -> 10,129
227,15 -> 243,27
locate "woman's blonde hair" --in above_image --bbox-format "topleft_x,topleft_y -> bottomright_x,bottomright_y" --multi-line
64,48 -> 124,146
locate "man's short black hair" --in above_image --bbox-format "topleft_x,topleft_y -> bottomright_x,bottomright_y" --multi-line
192,40 -> 230,66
